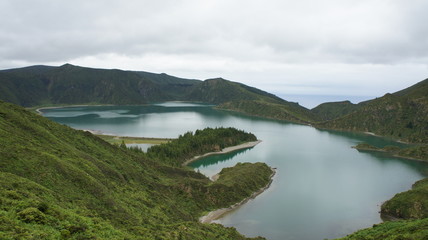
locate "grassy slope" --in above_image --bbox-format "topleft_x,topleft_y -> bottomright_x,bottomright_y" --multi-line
317,79 -> 428,143
0,64 -> 198,107
0,101 -> 272,239
311,100 -> 360,121
186,78 -> 284,104
337,218 -> 428,240
381,178 -> 428,219
135,71 -> 200,99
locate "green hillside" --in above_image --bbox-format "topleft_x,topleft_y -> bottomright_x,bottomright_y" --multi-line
186,78 -> 284,104
0,100 -> 272,239
337,218 -> 428,240
184,78 -> 316,123
311,100 -> 360,121
317,78 -> 428,143
0,64 -> 199,106
381,178 -> 428,219
0,64 -> 316,124
218,100 -> 316,124
134,71 -> 200,99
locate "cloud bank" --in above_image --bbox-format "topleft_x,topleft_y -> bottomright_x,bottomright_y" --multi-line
1,0 -> 427,107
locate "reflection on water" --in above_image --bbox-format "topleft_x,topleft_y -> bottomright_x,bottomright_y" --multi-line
41,104 -> 428,240
125,143 -> 155,152
191,148 -> 251,168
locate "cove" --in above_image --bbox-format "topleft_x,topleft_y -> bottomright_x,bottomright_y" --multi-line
40,103 -> 428,240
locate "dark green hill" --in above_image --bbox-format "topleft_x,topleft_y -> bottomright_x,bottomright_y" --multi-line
185,78 -> 316,123
381,178 -> 428,219
218,100 -> 316,124
186,78 -> 284,104
0,64 -> 317,124
134,71 -> 200,99
0,64 -> 199,107
317,78 -> 428,143
311,100 -> 360,121
0,100 -> 272,239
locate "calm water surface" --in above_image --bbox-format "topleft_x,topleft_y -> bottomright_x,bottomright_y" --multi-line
41,103 -> 428,240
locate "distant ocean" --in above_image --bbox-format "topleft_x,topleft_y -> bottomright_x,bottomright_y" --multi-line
277,94 -> 375,109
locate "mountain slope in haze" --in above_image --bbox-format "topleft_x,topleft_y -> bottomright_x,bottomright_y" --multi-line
317,78 -> 428,143
0,100 -> 272,239
134,71 -> 201,99
311,100 -> 361,121
186,78 -> 316,123
0,64 -> 316,124
186,78 -> 285,104
0,64 -> 200,107
218,100 -> 316,124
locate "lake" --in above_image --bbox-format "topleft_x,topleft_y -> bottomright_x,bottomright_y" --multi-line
40,103 -> 428,240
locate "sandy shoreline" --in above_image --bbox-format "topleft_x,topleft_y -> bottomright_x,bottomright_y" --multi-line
35,104 -> 114,115
182,140 -> 262,166
199,168 -> 276,224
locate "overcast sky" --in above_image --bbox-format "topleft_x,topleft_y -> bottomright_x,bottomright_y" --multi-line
1,0 -> 427,107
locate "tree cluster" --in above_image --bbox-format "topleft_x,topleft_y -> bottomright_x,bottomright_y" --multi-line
146,127 -> 257,166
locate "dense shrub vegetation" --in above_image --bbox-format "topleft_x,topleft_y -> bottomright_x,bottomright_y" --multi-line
0,101 -> 272,239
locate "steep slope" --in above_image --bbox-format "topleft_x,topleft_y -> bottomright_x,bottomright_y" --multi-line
317,78 -> 428,143
0,65 -> 54,106
0,64 -> 198,106
311,100 -> 360,121
46,64 -> 168,104
186,78 -> 284,104
186,78 -> 316,123
381,178 -> 428,219
218,100 -> 316,124
0,100 -> 272,239
135,71 -> 200,99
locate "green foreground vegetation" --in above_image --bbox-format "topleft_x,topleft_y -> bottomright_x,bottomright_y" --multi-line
337,218 -> 428,240
0,101 -> 273,239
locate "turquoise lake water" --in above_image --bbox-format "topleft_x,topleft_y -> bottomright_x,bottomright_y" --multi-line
41,103 -> 428,240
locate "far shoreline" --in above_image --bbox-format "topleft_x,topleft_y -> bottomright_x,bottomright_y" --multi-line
34,104 -> 116,115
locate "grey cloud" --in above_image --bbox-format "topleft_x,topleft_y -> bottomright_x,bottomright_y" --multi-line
1,0 -> 428,70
